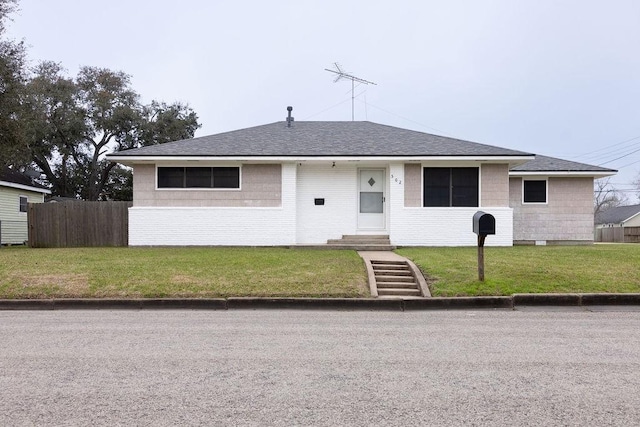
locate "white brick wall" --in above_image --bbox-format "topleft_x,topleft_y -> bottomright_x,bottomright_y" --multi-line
296,163 -> 359,244
129,161 -> 519,246
389,163 -> 513,246
129,163 -> 297,245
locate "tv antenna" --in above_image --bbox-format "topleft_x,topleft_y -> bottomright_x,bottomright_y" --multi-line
325,62 -> 376,121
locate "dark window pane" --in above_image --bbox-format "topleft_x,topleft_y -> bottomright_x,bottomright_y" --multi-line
524,180 -> 546,203
158,167 -> 184,188
19,196 -> 28,212
213,167 -> 240,188
424,167 -> 478,207
452,168 -> 478,207
424,168 -> 450,207
186,167 -> 212,188
424,187 -> 450,207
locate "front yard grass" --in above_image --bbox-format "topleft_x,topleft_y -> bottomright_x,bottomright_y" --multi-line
2,245 -> 639,299
0,247 -> 369,299
397,244 -> 640,297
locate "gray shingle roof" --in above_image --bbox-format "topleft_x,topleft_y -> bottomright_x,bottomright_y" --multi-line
0,168 -> 48,190
510,155 -> 616,173
111,121 -> 532,157
595,204 -> 640,225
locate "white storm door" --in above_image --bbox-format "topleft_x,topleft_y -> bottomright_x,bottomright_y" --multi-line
358,169 -> 385,230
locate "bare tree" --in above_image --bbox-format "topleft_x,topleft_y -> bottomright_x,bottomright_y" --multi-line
633,172 -> 640,203
594,177 -> 628,218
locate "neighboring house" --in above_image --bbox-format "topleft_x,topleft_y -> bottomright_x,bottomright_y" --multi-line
108,115 -> 615,247
594,204 -> 640,243
0,168 -> 51,245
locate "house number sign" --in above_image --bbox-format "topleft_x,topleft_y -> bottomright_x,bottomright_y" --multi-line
390,174 -> 402,185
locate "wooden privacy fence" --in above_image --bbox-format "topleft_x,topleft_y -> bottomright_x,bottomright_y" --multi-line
28,201 -> 132,247
624,227 -> 640,243
596,226 -> 640,243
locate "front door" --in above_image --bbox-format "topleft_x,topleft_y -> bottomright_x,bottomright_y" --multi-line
358,169 -> 385,230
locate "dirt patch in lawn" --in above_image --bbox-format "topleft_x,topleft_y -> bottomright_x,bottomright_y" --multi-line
9,273 -> 90,297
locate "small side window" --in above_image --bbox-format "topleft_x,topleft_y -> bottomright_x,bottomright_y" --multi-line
19,196 -> 28,212
523,180 -> 547,203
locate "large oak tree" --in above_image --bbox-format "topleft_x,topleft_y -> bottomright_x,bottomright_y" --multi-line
0,0 -> 29,167
23,62 -> 200,200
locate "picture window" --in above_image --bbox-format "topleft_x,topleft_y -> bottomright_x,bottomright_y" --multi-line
158,167 -> 240,189
423,167 -> 478,207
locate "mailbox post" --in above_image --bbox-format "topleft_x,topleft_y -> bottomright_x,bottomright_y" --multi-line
472,211 -> 495,281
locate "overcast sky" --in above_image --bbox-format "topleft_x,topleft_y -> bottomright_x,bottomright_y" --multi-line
7,0 -> 640,198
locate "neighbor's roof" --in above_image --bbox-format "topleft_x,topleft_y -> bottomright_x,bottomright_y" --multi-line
595,204 -> 640,225
509,155 -> 616,174
0,168 -> 51,194
109,121 -> 533,158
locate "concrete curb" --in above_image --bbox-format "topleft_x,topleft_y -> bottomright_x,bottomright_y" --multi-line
0,294 -> 639,311
0,299 -> 55,310
404,296 -> 513,310
512,293 -> 582,306
581,293 -> 640,305
227,297 -> 403,311
0,298 -> 228,310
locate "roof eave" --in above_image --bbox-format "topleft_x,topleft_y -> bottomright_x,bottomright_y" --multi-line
509,170 -> 616,178
0,180 -> 52,194
108,154 -> 535,166
622,211 -> 640,224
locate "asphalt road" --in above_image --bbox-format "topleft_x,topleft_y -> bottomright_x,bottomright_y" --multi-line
1,309 -> 639,426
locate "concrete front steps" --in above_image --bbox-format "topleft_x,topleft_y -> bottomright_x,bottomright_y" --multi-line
371,260 -> 422,297
326,235 -> 395,251
359,251 -> 431,298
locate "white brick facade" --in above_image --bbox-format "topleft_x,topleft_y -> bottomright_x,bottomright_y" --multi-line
129,163 -> 297,246
388,163 -> 513,246
295,164 -> 360,244
127,161 -> 601,247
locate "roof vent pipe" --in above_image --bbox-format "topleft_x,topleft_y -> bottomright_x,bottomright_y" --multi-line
286,106 -> 294,127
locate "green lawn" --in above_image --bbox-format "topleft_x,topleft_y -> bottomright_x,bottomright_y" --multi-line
0,247 -> 369,299
2,245 -> 639,299
397,244 -> 640,297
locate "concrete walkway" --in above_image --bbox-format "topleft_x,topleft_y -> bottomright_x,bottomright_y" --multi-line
358,251 -> 431,298
358,251 -> 408,262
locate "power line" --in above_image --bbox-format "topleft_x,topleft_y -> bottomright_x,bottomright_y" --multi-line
301,98 -> 352,120
355,98 -> 456,137
573,134 -> 640,160
598,147 -> 640,166
580,142 -> 640,164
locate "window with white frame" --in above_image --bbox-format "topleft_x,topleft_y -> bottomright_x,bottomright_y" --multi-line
157,167 -> 240,189
19,196 -> 28,212
523,179 -> 547,203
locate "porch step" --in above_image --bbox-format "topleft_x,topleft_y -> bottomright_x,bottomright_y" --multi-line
325,235 -> 393,251
327,239 -> 392,245
308,244 -> 396,251
378,288 -> 422,297
376,282 -> 419,289
370,259 -> 423,298
341,235 -> 390,240
375,275 -> 415,283
371,269 -> 413,276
